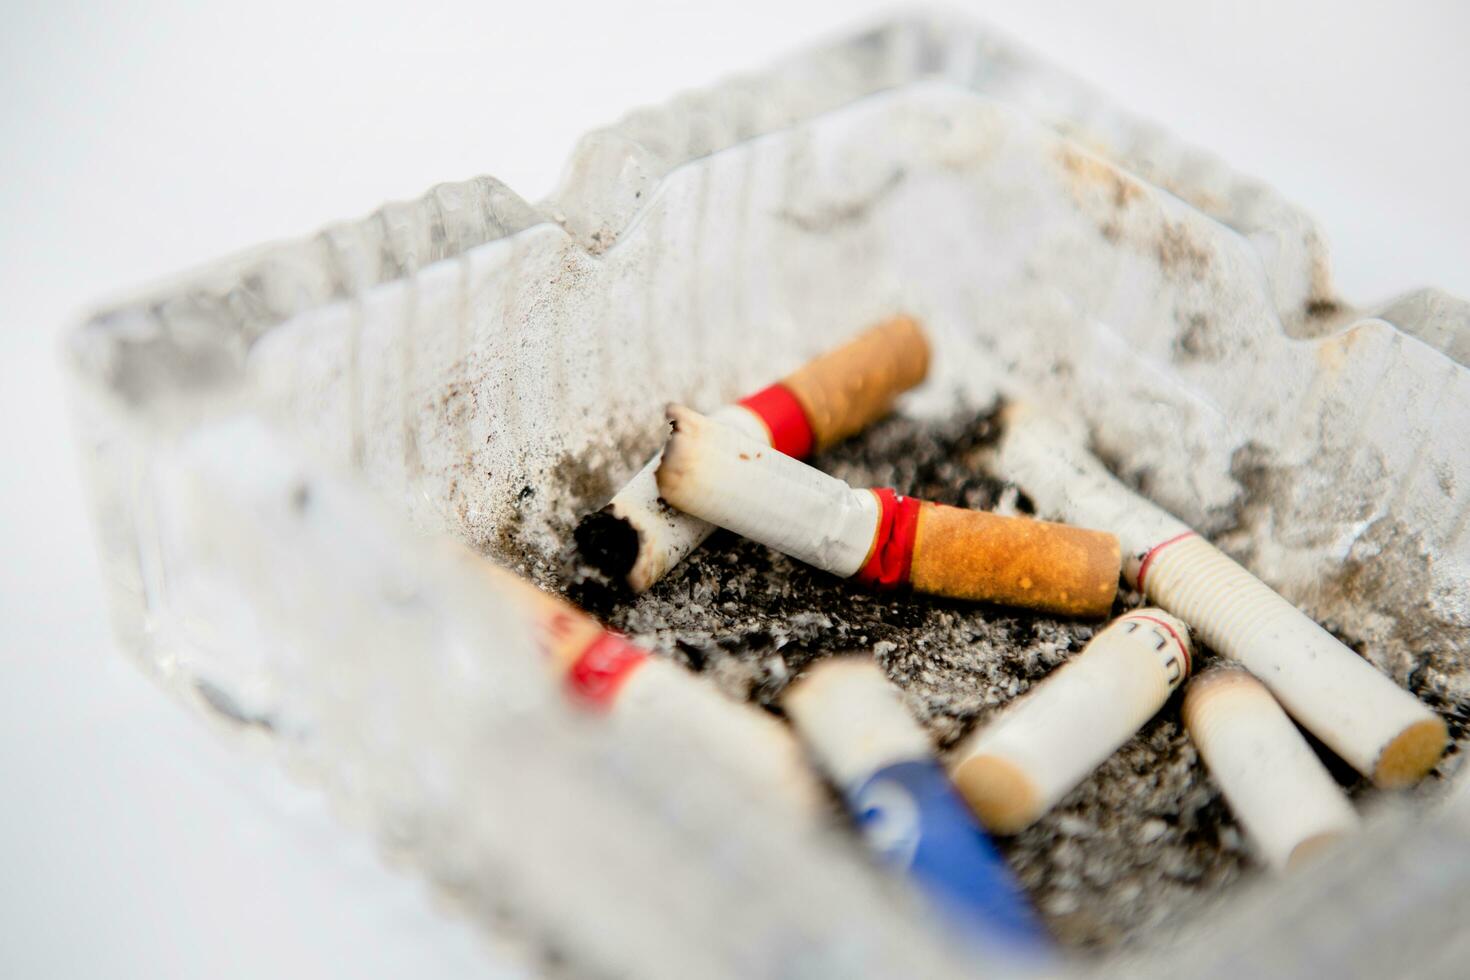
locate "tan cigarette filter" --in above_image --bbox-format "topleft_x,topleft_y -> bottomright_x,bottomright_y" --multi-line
997,405 -> 1448,788
1184,669 -> 1360,872
952,609 -> 1192,834
780,315 -> 931,450
909,503 -> 1120,618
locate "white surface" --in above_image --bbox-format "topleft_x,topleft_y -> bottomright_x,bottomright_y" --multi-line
1,1 -> 1467,976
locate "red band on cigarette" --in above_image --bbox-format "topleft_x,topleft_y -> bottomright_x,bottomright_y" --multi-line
738,383 -> 815,459
856,488 -> 922,589
566,633 -> 648,708
1129,612 -> 1192,675
1134,531 -> 1198,592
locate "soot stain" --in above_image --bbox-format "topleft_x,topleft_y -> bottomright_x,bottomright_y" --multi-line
1154,222 -> 1212,280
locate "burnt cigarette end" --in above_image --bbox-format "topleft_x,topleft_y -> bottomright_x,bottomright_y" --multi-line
663,401 -> 708,436
662,403 -> 700,442
655,405 -> 706,503
573,507 -> 641,583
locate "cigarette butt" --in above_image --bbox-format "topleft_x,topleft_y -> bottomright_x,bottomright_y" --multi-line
657,405 -> 1120,616
613,657 -> 822,813
657,404 -> 882,577
1134,532 -> 1447,788
778,315 -> 930,451
785,659 -> 1050,955
952,609 -> 1193,833
445,543 -> 823,816
574,404 -> 769,592
783,659 -> 933,788
574,316 -> 929,592
1183,668 -> 1360,872
997,406 -> 1448,788
465,554 -> 648,706
909,503 -> 1121,617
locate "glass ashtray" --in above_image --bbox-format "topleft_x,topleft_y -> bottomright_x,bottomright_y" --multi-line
66,13 -> 1470,978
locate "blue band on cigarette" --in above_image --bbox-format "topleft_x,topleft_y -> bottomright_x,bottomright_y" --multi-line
851,760 -> 1050,955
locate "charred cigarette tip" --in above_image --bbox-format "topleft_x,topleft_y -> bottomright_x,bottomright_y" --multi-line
664,401 -> 693,432
656,404 -> 704,498
572,507 -> 641,584
664,402 -> 711,435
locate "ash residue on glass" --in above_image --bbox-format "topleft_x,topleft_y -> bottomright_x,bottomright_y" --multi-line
557,405 -> 1257,951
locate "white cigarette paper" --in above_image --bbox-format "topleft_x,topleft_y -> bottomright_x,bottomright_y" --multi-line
584,405 -> 770,592
578,315 -> 930,592
443,541 -> 824,821
657,405 -> 881,578
784,659 -> 934,787
1184,668 -> 1360,871
951,608 -> 1193,833
996,406 -> 1447,788
613,657 -> 825,816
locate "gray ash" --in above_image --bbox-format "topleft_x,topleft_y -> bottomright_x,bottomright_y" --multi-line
557,406 -> 1254,952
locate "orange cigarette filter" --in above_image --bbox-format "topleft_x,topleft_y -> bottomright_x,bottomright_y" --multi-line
906,502 -> 1121,617
774,314 -> 930,452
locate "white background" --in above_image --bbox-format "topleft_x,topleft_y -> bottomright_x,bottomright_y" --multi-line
3,2 -> 1467,976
